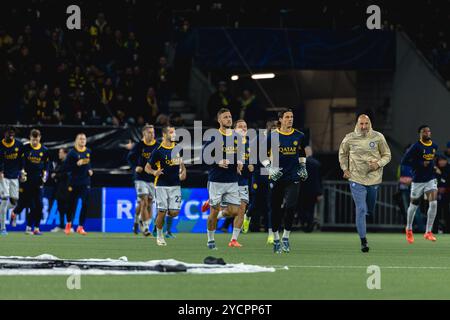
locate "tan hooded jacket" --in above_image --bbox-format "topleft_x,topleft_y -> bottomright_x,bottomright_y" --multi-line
338,119 -> 391,186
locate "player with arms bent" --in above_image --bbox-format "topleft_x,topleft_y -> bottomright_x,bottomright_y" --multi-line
145,126 -> 186,246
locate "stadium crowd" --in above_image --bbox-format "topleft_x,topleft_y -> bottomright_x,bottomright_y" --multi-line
0,1 -> 190,126
2,1 -> 450,128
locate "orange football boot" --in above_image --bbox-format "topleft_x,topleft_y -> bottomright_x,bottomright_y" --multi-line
406,228 -> 414,244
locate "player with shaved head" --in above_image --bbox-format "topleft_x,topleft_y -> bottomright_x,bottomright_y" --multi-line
339,114 -> 391,253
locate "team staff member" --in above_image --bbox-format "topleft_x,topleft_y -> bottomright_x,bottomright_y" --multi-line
50,148 -> 71,232
63,133 -> 93,235
339,114 -> 391,252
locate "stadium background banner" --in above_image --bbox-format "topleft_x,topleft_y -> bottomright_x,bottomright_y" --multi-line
102,187 -> 211,233
179,28 -> 396,70
8,187 -> 212,233
8,187 -> 103,232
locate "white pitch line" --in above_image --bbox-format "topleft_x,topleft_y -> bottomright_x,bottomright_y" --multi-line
267,265 -> 450,270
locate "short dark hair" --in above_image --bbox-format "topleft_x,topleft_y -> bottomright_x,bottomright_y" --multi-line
162,125 -> 174,135
75,132 -> 86,140
60,147 -> 69,154
217,108 -> 231,118
278,108 -> 293,119
30,129 -> 41,138
233,119 -> 246,128
3,126 -> 15,134
418,125 -> 430,133
142,124 -> 154,133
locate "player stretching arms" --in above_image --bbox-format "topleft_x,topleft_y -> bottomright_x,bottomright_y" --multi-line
402,125 -> 439,243
262,109 -> 308,253
127,125 -> 157,236
63,133 -> 93,235
204,108 -> 243,249
0,126 -> 23,235
11,129 -> 49,235
145,126 -> 186,246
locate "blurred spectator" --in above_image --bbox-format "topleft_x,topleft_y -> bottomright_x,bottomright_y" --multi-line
22,80 -> 38,122
117,67 -> 135,102
108,92 -> 133,126
155,113 -> 170,126
436,155 -> 450,232
445,141 -> 450,162
50,87 -> 67,124
100,77 -> 115,107
207,81 -> 235,123
48,30 -> 66,63
54,62 -> 70,90
169,112 -> 185,127
238,89 -> 265,128
93,13 -> 108,35
68,66 -> 87,93
32,89 -> 51,124
140,86 -> 159,124
30,63 -> 47,88
124,32 -> 140,58
297,146 -> 322,232
0,29 -> 13,51
155,56 -> 172,114
68,89 -> 86,124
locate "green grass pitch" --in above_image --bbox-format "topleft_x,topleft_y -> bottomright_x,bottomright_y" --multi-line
1,231 -> 450,300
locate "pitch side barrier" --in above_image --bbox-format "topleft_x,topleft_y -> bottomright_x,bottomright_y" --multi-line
320,181 -> 404,230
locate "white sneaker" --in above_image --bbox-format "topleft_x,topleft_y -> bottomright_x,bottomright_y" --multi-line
50,227 -> 63,232
25,227 -> 33,235
70,228 -> 74,233
156,237 -> 167,246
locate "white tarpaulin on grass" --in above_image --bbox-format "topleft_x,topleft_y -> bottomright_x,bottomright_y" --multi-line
0,255 -> 276,275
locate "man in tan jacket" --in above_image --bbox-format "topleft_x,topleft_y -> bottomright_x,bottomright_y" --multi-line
339,114 -> 391,253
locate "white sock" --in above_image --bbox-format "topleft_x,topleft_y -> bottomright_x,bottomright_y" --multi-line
426,201 -> 438,233
0,200 -> 7,230
282,230 -> 291,239
26,226 -> 32,231
207,230 -> 215,242
217,211 -> 224,219
406,203 -> 418,230
157,228 -> 163,238
7,200 -> 15,210
134,212 -> 140,223
231,228 -> 240,241
273,231 -> 280,241
268,228 -> 274,237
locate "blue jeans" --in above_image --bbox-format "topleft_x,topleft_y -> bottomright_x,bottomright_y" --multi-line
349,181 -> 379,239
